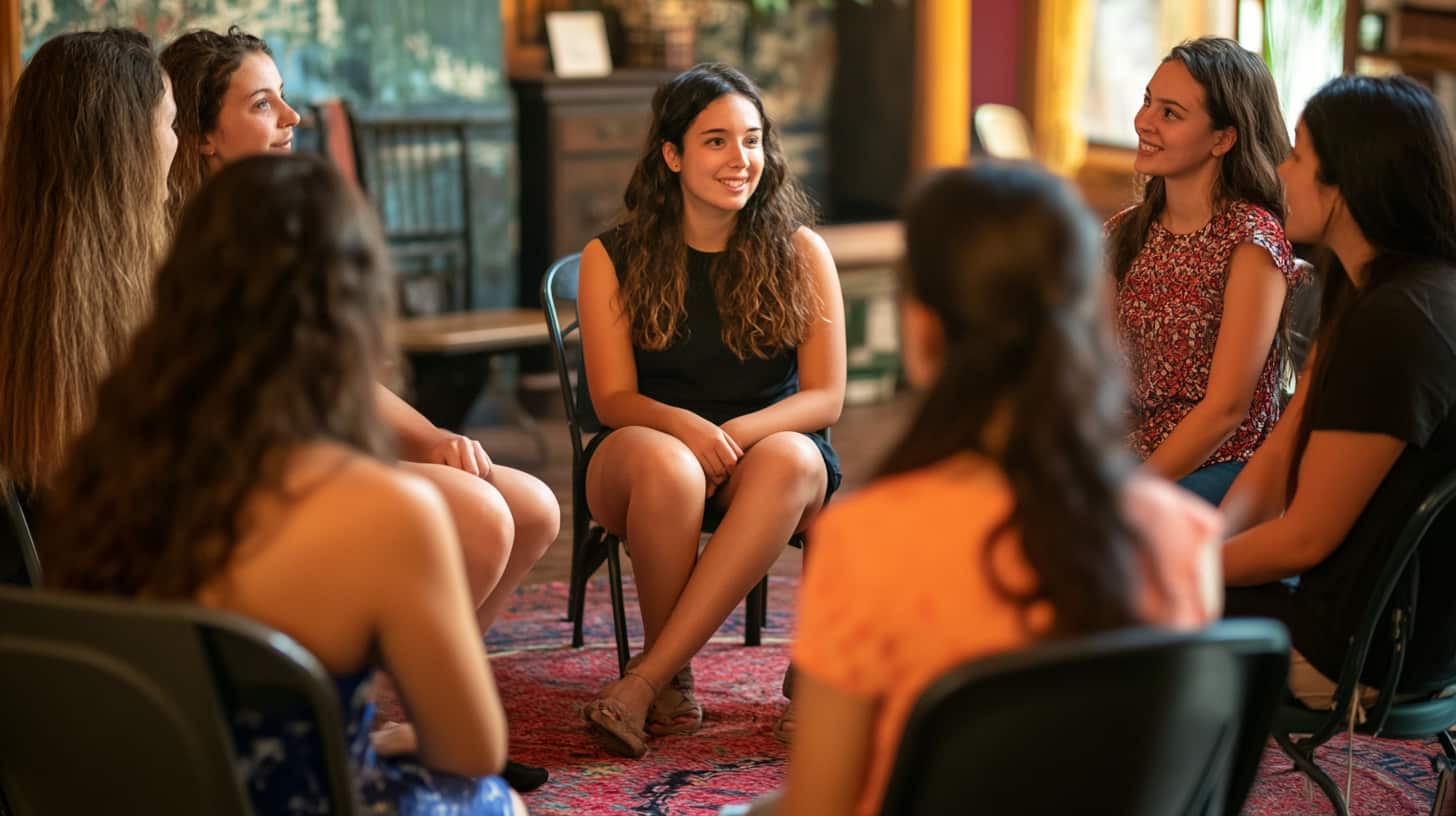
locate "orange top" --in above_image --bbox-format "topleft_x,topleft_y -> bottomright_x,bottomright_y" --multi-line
792,456 -> 1220,816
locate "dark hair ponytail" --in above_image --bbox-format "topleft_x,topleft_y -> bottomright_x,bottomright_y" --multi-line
883,164 -> 1152,636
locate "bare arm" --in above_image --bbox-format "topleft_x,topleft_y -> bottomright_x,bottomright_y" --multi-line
722,228 -> 848,449
1143,243 -> 1288,480
1218,350 -> 1316,534
1222,429 -> 1404,585
372,474 -> 509,776
374,383 -> 491,477
776,670 -> 879,816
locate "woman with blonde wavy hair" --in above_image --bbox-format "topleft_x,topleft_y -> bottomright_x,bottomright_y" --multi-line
577,63 -> 846,758
0,29 -> 177,505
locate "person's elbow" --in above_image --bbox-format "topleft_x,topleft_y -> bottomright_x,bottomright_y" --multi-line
820,390 -> 844,427
1200,393 -> 1253,440
590,388 -> 634,429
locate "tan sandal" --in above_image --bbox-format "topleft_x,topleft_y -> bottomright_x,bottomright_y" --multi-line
582,671 -> 655,758
625,655 -> 705,737
647,663 -> 703,737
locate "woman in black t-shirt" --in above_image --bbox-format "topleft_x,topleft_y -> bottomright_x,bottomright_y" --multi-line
1221,75 -> 1456,703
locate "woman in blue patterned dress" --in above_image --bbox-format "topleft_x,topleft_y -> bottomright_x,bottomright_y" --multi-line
43,154 -> 525,816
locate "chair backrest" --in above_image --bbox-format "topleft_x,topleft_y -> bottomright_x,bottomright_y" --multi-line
972,103 -> 1035,161
0,586 -> 359,816
1333,468 -> 1456,729
541,253 -> 590,459
878,619 -> 1290,816
1,481 -> 40,587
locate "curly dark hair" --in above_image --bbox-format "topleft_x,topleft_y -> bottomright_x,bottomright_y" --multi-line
614,63 -> 819,360
45,154 -> 399,596
160,25 -> 273,220
882,163 -> 1157,637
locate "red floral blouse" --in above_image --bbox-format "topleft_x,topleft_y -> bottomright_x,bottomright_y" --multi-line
1111,201 -> 1305,468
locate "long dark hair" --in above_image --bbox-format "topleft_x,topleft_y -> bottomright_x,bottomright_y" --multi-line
45,155 -> 399,596
1109,36 -> 1289,282
160,26 -> 273,220
0,28 -> 171,490
615,62 -> 818,360
1286,75 -> 1456,496
882,164 -> 1153,637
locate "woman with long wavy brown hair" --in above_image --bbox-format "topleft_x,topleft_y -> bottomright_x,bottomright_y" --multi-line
0,29 -> 177,502
45,154 -> 526,816
1107,37 -> 1305,506
577,63 -> 846,758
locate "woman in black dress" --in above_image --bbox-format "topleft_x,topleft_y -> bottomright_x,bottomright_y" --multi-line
577,63 -> 846,758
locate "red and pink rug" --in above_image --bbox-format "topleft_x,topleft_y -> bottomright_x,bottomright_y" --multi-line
388,578 -> 1448,815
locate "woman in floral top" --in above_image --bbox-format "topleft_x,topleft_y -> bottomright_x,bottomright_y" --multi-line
1108,36 -> 1307,505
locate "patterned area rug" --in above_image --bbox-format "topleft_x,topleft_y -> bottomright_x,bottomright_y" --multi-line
383,578 -> 1448,816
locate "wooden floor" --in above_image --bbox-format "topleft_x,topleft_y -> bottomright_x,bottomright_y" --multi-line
467,390 -> 917,585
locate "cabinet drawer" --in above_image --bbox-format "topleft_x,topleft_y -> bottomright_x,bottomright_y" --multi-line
552,157 -> 637,258
556,111 -> 650,155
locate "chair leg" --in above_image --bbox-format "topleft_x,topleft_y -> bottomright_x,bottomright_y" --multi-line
745,578 -> 766,647
1437,728 -> 1456,773
568,527 -> 608,648
564,491 -> 592,623
1274,730 -> 1349,816
605,534 -> 631,678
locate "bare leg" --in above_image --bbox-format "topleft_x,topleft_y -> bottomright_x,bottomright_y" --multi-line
585,427 -> 706,651
589,432 -> 827,732
473,465 -> 561,629
401,461 -> 513,608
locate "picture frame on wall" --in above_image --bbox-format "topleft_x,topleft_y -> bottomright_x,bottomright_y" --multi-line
545,10 -> 613,78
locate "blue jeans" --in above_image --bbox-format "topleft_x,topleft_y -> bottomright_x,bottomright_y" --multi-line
1176,460 -> 1245,506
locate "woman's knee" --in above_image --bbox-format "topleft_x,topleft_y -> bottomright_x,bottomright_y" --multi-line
737,433 -> 824,501
416,466 -> 515,593
491,466 -> 561,556
593,427 -> 707,507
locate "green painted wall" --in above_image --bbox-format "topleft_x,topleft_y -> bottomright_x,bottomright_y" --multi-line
21,0 -> 517,310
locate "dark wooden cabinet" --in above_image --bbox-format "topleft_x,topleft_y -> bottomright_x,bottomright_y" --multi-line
513,70 -> 674,307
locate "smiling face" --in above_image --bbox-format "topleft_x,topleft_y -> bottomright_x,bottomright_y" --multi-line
662,92 -> 765,220
1279,119 -> 1342,244
1132,59 -> 1235,180
201,52 -> 300,169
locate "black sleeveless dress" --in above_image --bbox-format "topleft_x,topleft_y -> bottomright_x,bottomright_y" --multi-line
579,227 -> 841,514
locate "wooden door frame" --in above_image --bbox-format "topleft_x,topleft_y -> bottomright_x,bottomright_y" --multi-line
911,0 -> 971,173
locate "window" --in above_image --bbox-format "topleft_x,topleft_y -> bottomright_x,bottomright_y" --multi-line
1259,0 -> 1345,132
1082,0 -> 1238,147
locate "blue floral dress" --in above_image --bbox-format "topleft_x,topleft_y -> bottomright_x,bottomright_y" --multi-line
231,668 -> 515,815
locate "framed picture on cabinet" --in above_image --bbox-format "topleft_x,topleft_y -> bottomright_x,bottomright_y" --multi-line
545,10 -> 613,78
